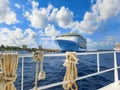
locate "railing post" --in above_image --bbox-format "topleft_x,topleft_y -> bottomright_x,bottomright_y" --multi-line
21,57 -> 24,90
34,62 -> 39,90
114,51 -> 119,84
97,53 -> 100,72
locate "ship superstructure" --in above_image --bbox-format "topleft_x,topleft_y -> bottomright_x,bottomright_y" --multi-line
55,33 -> 87,51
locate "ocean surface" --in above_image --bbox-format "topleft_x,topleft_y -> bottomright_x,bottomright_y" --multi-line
14,51 -> 120,90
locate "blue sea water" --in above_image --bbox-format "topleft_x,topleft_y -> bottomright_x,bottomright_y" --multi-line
14,51 -> 120,90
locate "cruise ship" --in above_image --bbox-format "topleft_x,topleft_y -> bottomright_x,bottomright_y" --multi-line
55,33 -> 87,51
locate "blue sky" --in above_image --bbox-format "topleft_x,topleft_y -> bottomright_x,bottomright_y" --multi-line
0,0 -> 120,50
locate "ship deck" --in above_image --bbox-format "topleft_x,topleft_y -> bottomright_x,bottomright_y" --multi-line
99,81 -> 120,90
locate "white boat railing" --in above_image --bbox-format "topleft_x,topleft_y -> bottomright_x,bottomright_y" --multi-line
18,51 -> 120,90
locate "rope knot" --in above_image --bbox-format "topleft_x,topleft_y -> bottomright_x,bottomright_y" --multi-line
0,74 -> 17,84
63,52 -> 78,90
2,75 -> 17,82
63,52 -> 78,67
33,51 -> 44,62
33,51 -> 46,90
0,53 -> 18,90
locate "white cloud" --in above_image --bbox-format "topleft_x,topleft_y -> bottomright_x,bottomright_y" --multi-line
98,0 -> 120,20
72,0 -> 120,34
24,1 -> 74,29
56,6 -> 73,28
0,28 -> 37,47
48,7 -> 58,22
44,24 -> 60,38
40,40 -> 59,49
15,3 -> 21,9
87,38 -> 98,49
39,24 -> 60,41
24,0 -> 120,36
0,0 -> 17,24
24,2 -> 62,48
24,28 -> 37,38
31,0 -> 39,9
87,35 -> 118,49
24,1 -> 48,28
38,24 -> 60,49
38,24 -> 60,48
25,8 -> 48,28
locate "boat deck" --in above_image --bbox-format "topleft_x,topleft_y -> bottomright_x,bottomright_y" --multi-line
99,81 -> 120,90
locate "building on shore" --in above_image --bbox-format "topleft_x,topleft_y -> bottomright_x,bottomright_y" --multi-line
38,45 -> 42,49
22,45 -> 27,49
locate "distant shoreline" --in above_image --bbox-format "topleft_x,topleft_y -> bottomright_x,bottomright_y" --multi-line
0,49 -> 114,53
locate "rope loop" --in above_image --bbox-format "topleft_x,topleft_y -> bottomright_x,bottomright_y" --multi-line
0,53 -> 18,90
63,52 -> 78,90
33,50 -> 46,90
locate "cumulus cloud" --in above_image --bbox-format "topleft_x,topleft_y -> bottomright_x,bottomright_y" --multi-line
25,0 -> 120,35
38,24 -> 60,49
87,35 -> 118,49
15,3 -> 21,9
0,28 -> 37,47
38,24 -> 60,48
98,0 -> 120,20
44,24 -> 60,38
24,1 -> 74,29
56,7 -> 73,28
24,1 -> 48,28
72,0 -> 120,34
87,38 -> 98,49
0,0 -> 17,24
39,24 -> 60,40
40,40 -> 59,49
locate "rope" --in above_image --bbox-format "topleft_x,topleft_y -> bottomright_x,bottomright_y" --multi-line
38,59 -> 46,80
33,51 -> 46,90
33,62 -> 39,90
33,51 -> 44,62
63,52 -> 78,90
0,53 -> 18,90
0,53 -> 3,71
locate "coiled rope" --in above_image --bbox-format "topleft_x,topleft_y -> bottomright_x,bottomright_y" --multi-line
0,53 -> 18,90
33,51 -> 46,90
63,52 -> 78,90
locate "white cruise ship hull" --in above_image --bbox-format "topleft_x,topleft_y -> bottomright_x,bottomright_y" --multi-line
55,33 -> 86,51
